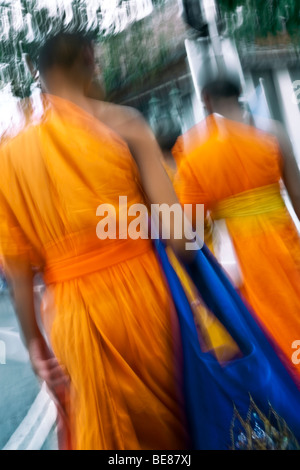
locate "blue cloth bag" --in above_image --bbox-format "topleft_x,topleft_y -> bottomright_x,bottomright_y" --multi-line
154,239 -> 300,450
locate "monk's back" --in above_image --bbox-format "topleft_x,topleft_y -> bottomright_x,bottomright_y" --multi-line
0,95 -> 144,264
174,114 -> 283,208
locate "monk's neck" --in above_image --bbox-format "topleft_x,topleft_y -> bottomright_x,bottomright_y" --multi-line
212,107 -> 246,124
45,80 -> 96,115
210,98 -> 247,125
44,70 -> 89,107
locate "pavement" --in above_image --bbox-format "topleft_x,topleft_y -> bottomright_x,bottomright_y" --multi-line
0,290 -> 58,450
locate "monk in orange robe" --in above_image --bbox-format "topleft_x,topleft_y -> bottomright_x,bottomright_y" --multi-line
0,32 -> 195,450
174,78 -> 300,388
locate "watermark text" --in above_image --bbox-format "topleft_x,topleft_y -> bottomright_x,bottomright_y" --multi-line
96,197 -> 204,250
291,340 -> 300,365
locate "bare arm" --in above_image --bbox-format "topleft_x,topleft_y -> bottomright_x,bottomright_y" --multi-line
4,256 -> 69,404
117,110 -> 199,261
4,257 -> 40,346
273,122 -> 300,221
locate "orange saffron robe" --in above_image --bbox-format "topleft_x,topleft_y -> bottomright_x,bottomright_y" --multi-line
173,113 -> 300,387
0,95 -> 189,450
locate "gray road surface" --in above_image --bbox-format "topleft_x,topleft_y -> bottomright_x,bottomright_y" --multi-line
0,291 -> 58,450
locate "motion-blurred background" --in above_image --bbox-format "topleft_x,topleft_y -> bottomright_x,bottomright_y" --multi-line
1,0 -> 300,450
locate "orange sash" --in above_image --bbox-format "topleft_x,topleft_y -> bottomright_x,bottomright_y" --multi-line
44,235 -> 152,284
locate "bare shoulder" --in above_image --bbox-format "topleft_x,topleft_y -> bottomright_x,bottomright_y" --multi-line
253,115 -> 294,157
88,99 -> 158,165
90,99 -> 147,137
254,115 -> 289,143
267,119 -> 294,157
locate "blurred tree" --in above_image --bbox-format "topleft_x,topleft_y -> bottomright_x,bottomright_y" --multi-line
0,0 -> 102,98
219,0 -> 300,44
0,0 -> 163,98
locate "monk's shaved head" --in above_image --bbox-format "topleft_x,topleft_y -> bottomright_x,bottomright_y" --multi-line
201,77 -> 242,116
38,31 -> 94,80
201,78 -> 241,101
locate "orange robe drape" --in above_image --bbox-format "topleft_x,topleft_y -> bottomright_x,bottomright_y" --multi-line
173,113 -> 300,387
0,95 -> 189,450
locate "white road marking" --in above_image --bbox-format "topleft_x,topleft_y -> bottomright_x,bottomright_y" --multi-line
2,382 -> 57,450
25,400 -> 57,450
0,328 -> 29,363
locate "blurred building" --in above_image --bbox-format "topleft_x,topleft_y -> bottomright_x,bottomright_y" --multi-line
97,0 -> 300,165
240,36 -> 300,164
97,0 -> 201,145
0,0 -> 300,162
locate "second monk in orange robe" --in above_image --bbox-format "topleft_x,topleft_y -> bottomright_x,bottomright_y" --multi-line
174,78 -> 300,388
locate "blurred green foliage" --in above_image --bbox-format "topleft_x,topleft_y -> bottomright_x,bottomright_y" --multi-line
0,0 -> 100,98
219,0 -> 300,44
2,0 -> 300,100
